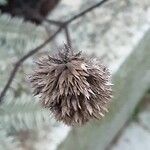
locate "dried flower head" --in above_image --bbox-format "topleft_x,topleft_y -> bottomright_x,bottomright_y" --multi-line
29,44 -> 112,125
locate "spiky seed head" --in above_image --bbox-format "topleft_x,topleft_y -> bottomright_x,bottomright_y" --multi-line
29,44 -> 113,126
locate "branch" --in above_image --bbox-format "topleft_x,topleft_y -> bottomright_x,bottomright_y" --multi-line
64,26 -> 71,47
66,0 -> 109,24
0,27 -> 62,102
0,0 -> 110,103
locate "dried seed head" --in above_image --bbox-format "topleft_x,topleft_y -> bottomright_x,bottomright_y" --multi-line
29,44 -> 113,126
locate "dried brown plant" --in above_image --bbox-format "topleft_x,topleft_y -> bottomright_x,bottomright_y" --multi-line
29,44 -> 112,125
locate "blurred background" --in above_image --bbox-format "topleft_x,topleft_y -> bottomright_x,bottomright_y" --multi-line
0,0 -> 150,150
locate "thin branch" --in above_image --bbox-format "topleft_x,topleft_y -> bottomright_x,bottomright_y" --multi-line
0,0 -> 110,103
66,0 -> 109,24
22,6 -> 63,26
34,13 -> 63,26
64,26 -> 71,47
45,18 -> 63,26
0,27 -> 62,103
19,28 -> 62,62
42,0 -> 109,26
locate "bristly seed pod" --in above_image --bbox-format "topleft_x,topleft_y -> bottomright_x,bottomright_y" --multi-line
29,44 -> 113,126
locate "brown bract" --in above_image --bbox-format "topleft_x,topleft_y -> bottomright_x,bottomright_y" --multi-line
29,44 -> 112,126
